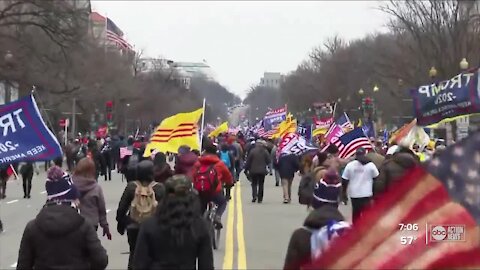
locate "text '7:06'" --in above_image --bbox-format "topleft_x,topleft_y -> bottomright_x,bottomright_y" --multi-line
398,223 -> 419,231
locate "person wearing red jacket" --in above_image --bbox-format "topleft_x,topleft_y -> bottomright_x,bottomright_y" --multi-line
193,143 -> 234,228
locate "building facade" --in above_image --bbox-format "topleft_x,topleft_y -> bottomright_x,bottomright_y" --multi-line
259,72 -> 285,89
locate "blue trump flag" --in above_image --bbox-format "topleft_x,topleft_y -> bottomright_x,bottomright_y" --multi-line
0,95 -> 62,164
411,68 -> 480,126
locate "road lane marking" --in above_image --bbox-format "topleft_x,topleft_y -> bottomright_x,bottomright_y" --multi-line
106,209 -> 111,213
6,199 -> 18,204
236,183 -> 247,269
222,186 -> 235,270
40,191 -> 46,194
10,262 -> 17,268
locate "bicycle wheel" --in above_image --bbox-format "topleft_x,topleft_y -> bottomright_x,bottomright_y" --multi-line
211,221 -> 218,250
215,227 -> 221,249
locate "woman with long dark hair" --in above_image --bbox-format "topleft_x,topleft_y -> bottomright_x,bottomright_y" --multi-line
133,174 -> 213,270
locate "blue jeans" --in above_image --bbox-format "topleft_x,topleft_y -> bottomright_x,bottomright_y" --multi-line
200,192 -> 227,218
235,160 -> 242,181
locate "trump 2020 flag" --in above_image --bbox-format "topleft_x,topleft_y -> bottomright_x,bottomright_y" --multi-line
0,95 -> 62,164
276,132 -> 318,160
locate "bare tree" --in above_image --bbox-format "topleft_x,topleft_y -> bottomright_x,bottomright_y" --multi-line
379,0 -> 480,79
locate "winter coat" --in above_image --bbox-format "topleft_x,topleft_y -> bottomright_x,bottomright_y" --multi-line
271,145 -> 278,167
17,204 -> 108,270
154,164 -> 173,184
245,144 -> 271,175
116,181 -> 165,230
133,215 -> 213,270
87,149 -> 104,177
374,152 -> 419,196
174,152 -> 198,180
366,152 -> 385,169
19,162 -> 35,178
277,154 -> 300,179
73,175 -> 108,229
193,154 -> 234,194
283,205 -> 344,270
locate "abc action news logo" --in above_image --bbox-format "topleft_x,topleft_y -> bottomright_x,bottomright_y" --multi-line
430,225 -> 466,242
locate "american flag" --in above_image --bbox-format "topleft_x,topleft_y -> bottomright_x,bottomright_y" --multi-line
331,128 -> 373,158
324,113 -> 354,143
106,18 -> 132,50
257,127 -> 276,139
249,120 -> 275,138
310,132 -> 480,269
337,112 -> 354,132
119,147 -> 133,159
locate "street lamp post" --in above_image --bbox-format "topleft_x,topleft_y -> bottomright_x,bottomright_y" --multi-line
460,58 -> 469,70
124,103 -> 130,135
457,58 -> 470,141
4,51 -> 14,104
429,66 -> 438,79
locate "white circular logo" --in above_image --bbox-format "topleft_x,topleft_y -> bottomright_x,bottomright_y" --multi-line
431,226 -> 447,241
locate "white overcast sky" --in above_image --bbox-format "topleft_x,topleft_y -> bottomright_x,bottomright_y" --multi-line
92,1 -> 390,98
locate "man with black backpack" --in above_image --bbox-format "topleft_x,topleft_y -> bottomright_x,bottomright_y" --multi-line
116,160 -> 165,270
192,143 -> 234,228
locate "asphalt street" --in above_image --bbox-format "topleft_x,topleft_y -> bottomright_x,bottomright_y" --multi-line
0,166 -> 351,269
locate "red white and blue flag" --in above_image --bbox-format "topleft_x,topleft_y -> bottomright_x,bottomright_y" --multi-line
106,17 -> 132,50
324,113 -> 354,143
310,132 -> 480,269
330,128 -> 373,158
263,105 -> 287,131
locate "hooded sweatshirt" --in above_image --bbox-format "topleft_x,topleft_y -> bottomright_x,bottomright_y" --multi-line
72,175 -> 108,229
283,205 -> 344,270
174,152 -> 198,180
17,204 -> 108,270
193,154 -> 234,194
154,163 -> 173,183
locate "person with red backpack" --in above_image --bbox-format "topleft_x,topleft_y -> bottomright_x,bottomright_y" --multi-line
192,143 -> 234,228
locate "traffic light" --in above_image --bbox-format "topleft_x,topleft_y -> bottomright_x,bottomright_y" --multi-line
106,101 -> 113,111
105,101 -> 113,123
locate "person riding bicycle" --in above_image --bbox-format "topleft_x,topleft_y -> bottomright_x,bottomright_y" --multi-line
192,143 -> 234,228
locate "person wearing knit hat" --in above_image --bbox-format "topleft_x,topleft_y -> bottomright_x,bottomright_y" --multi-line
17,165 -> 108,270
46,166 -> 79,204
312,169 -> 341,209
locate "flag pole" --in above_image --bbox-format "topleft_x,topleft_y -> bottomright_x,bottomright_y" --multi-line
64,119 -> 68,146
199,98 -> 206,152
332,102 -> 337,119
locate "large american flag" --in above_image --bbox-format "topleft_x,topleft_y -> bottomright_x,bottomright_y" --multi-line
310,132 -> 480,269
106,18 -> 132,50
249,120 -> 275,139
331,128 -> 373,158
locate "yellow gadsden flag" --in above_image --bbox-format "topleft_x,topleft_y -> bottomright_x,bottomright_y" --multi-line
272,114 -> 297,139
144,108 -> 203,156
208,122 -> 228,138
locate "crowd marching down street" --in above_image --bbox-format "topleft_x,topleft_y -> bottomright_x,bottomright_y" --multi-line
1,87 -> 480,270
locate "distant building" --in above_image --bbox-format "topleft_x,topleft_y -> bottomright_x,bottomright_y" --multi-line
137,58 -> 173,73
259,72 -> 285,89
172,61 -> 216,81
